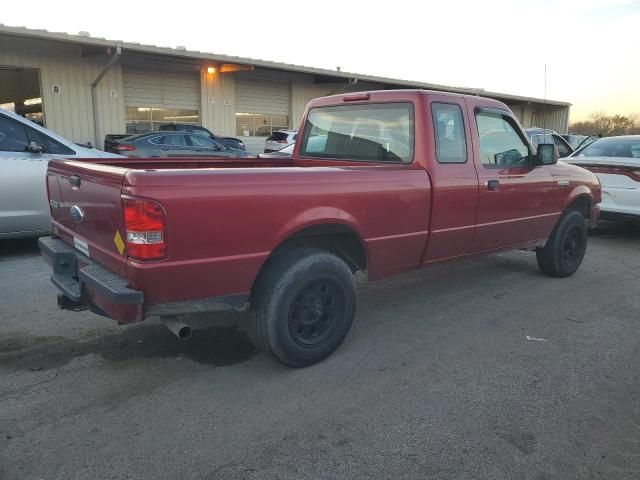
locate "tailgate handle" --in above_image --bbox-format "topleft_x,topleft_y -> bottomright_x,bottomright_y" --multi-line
69,175 -> 81,188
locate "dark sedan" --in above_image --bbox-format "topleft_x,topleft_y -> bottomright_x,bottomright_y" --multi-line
158,123 -> 246,150
109,131 -> 252,158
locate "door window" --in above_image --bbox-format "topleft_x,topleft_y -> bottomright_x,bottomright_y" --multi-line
475,112 -> 529,167
431,103 -> 467,163
552,135 -> 572,157
161,134 -> 188,147
0,115 -> 29,152
187,135 -> 218,148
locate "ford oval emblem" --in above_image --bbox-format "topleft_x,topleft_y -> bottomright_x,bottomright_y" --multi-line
69,205 -> 85,223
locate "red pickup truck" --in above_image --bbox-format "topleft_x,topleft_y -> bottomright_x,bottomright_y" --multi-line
40,90 -> 601,367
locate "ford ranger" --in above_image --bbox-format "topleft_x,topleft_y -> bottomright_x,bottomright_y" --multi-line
39,90 -> 601,367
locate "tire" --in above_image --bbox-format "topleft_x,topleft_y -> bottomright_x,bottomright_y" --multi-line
536,210 -> 588,278
248,248 -> 357,367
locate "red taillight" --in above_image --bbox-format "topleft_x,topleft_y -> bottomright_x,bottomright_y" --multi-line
277,139 -> 288,144
122,198 -> 166,260
114,144 -> 136,151
579,164 -> 640,182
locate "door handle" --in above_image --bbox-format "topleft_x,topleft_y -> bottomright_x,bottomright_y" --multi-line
486,179 -> 499,191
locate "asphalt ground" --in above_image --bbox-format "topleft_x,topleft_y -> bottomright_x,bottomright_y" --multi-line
1,224 -> 639,479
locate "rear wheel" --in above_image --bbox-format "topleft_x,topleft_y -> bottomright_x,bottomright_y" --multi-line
249,248 -> 356,367
536,210 -> 588,277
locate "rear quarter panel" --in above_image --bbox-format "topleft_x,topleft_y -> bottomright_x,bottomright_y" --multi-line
124,165 -> 431,304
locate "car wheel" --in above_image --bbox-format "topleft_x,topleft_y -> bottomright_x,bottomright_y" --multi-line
249,248 -> 357,367
536,210 -> 588,277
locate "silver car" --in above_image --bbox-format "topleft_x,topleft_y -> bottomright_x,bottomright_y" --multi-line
0,108 -> 122,239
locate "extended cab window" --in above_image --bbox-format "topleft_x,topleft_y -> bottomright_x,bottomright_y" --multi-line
475,111 -> 529,167
299,103 -> 414,163
432,103 -> 467,163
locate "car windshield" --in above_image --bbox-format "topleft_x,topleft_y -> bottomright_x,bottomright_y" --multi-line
573,137 -> 640,158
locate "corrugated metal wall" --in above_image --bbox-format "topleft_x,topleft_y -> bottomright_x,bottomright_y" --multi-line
531,108 -> 570,134
235,71 -> 290,115
122,66 -> 200,109
200,68 -> 236,136
0,35 -> 125,147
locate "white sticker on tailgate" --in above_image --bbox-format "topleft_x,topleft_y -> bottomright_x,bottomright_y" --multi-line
74,236 -> 90,257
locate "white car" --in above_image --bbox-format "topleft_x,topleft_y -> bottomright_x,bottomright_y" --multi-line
264,130 -> 297,153
564,135 -> 640,224
0,108 -> 123,239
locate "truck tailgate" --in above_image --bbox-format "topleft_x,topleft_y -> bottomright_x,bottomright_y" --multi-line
47,159 -> 128,277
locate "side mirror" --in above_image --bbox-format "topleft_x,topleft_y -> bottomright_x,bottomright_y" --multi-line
27,141 -> 44,154
535,143 -> 558,166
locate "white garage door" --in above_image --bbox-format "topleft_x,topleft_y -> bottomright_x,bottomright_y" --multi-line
123,66 -> 200,109
235,76 -> 290,115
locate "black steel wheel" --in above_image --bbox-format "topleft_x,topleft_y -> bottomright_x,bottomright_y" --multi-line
537,210 -> 588,277
287,277 -> 346,347
249,248 -> 357,367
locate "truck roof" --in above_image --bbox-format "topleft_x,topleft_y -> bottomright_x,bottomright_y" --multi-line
308,89 -> 510,111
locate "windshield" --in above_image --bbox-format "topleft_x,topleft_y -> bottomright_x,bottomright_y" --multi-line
572,137 -> 640,158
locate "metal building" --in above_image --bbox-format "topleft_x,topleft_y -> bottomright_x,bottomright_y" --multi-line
0,25 -> 571,150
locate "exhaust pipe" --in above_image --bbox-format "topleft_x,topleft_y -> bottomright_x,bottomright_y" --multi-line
161,317 -> 192,340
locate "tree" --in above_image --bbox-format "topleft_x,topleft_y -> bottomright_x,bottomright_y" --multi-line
570,112 -> 640,136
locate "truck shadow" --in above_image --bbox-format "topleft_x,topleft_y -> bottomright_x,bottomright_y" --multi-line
0,322 -> 257,372
0,238 -> 40,260
590,221 -> 640,240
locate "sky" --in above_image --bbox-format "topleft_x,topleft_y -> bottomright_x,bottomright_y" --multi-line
3,0 -> 639,122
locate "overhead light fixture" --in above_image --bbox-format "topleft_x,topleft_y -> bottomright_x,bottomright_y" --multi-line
24,97 -> 42,106
207,66 -> 215,74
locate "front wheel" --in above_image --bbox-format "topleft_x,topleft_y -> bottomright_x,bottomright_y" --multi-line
536,210 -> 588,277
249,248 -> 357,367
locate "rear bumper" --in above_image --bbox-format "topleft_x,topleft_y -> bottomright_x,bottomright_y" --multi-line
39,236 -> 144,323
39,236 -> 250,324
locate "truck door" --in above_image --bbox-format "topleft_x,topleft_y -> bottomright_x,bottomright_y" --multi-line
469,106 -> 556,252
0,113 -> 53,236
422,98 -> 479,263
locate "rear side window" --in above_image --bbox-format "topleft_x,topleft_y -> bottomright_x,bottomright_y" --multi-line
299,103 -> 414,163
431,103 -> 467,163
27,127 -> 75,155
0,115 -> 29,152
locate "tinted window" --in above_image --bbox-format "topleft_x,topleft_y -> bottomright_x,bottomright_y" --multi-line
299,103 -> 414,163
27,128 -> 75,155
476,111 -> 529,167
188,135 -> 218,148
575,137 -> 640,158
161,134 -> 187,147
431,103 -> 467,163
0,115 -> 29,152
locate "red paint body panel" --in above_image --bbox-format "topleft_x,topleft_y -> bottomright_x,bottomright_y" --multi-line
44,90 -> 601,323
